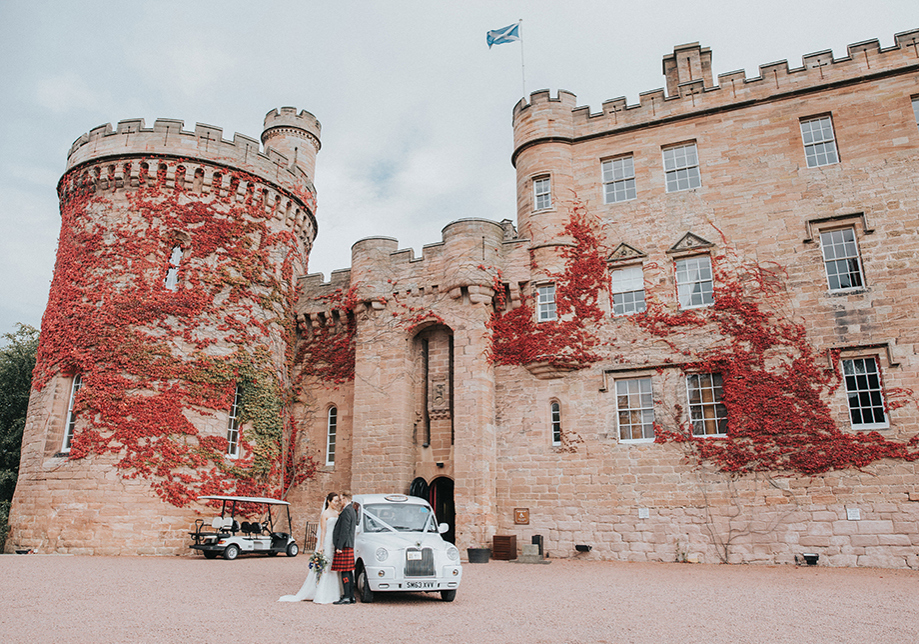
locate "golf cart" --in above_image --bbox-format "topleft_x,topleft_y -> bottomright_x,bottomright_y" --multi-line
189,495 -> 299,560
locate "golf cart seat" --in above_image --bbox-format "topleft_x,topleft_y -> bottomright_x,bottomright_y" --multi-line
251,522 -> 264,535
240,521 -> 252,534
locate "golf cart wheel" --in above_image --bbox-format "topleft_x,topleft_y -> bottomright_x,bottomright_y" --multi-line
223,544 -> 240,560
286,542 -> 299,557
440,589 -> 456,602
357,568 -> 375,603
203,551 -> 219,560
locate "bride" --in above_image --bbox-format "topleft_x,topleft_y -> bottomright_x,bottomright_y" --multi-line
279,492 -> 343,604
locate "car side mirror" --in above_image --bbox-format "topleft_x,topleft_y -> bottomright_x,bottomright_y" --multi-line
438,523 -> 449,534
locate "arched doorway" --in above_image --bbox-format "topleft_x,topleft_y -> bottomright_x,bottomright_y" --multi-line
428,477 -> 455,544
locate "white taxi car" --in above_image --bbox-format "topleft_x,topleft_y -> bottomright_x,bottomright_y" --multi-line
353,494 -> 462,602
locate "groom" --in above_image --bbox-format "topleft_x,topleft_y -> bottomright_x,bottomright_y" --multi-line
332,490 -> 357,604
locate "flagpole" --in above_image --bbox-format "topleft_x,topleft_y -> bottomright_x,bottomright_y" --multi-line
518,19 -> 526,102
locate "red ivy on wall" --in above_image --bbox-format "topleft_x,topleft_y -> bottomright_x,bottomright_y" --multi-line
639,258 -> 919,474
36,163 -> 316,507
489,201 -> 607,368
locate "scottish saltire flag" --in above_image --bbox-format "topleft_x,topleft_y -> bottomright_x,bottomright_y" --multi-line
486,23 -> 520,48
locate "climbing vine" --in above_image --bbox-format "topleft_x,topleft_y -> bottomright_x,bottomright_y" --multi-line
490,200 -> 607,368
640,256 -> 919,475
36,162 -> 316,507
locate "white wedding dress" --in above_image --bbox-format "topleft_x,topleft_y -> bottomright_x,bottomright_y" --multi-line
278,516 -> 342,604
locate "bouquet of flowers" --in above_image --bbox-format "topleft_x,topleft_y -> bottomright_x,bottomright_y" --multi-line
309,550 -> 328,579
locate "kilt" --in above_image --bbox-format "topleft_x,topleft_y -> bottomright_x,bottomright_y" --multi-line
331,547 -> 354,571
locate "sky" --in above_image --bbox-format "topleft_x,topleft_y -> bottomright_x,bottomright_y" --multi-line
0,0 -> 916,338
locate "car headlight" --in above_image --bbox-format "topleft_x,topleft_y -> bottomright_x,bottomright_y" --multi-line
446,546 -> 460,562
375,547 -> 389,562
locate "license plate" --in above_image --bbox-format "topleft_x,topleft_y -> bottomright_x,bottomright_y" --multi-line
407,552 -> 422,560
405,581 -> 436,589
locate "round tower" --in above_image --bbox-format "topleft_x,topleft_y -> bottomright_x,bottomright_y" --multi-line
511,90 -> 578,276
6,109 -> 320,555
261,107 -> 322,182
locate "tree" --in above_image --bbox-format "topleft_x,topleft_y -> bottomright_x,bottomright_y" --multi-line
0,324 -> 39,544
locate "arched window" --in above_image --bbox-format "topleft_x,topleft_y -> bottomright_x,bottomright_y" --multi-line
326,406 -> 338,466
226,385 -> 241,458
164,245 -> 183,291
61,374 -> 83,453
550,401 -> 562,446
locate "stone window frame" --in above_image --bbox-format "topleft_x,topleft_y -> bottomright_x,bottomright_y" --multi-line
912,95 -> 919,128
549,400 -> 562,446
674,254 -> 714,310
685,372 -> 728,437
164,245 -> 184,291
840,356 -> 890,431
536,282 -> 557,323
325,405 -> 338,466
615,376 -> 656,443
226,385 -> 242,459
601,154 -> 637,204
803,213 -> 873,296
818,226 -> 866,293
533,175 -> 552,211
800,114 -> 840,168
609,263 -> 647,316
662,141 -> 701,193
60,374 -> 83,454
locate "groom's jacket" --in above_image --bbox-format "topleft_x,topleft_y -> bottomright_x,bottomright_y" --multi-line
333,503 -> 356,550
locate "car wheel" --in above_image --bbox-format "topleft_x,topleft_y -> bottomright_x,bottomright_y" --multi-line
203,551 -> 218,560
440,589 -> 457,602
286,542 -> 299,557
223,544 -> 240,560
357,568 -> 375,603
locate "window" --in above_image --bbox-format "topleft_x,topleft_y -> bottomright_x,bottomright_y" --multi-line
226,385 -> 241,459
164,245 -> 183,291
800,116 -> 839,167
616,378 -> 655,441
663,143 -> 701,192
675,256 -> 713,308
842,358 -> 888,429
61,375 -> 83,453
913,97 -> 919,127
326,406 -> 338,466
602,156 -> 636,203
820,228 -> 864,291
687,373 -> 727,436
550,401 -> 561,446
533,176 -> 551,210
610,265 -> 646,315
537,284 -> 557,322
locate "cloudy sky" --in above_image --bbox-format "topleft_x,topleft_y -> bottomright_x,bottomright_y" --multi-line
0,1 -> 915,337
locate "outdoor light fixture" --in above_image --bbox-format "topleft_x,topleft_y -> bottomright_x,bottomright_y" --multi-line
802,553 -> 819,566
575,544 -> 592,553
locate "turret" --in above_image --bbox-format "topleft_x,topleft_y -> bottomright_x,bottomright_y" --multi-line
261,107 -> 322,182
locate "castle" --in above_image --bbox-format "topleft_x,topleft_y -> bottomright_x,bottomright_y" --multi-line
8,29 -> 919,567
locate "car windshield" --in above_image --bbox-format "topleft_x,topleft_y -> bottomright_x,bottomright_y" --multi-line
363,503 -> 435,533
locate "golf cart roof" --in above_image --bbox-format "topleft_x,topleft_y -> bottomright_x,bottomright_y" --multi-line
198,495 -> 290,506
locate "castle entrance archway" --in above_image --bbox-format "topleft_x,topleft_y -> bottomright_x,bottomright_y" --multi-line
428,476 -> 455,544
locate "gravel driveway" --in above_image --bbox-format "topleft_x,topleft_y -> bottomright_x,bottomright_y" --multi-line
2,554 -> 917,643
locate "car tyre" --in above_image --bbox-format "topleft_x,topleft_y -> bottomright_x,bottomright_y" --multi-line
440,589 -> 457,602
203,551 -> 219,560
286,542 -> 299,557
357,568 -> 375,603
223,544 -> 240,560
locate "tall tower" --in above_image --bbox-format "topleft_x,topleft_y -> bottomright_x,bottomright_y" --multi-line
6,109 -> 320,555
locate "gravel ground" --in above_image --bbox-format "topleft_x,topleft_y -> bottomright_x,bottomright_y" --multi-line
1,554 -> 918,644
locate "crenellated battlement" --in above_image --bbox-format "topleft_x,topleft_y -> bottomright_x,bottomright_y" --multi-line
512,29 -> 919,162
58,155 -> 317,245
298,218 -> 531,317
67,108 -> 319,199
